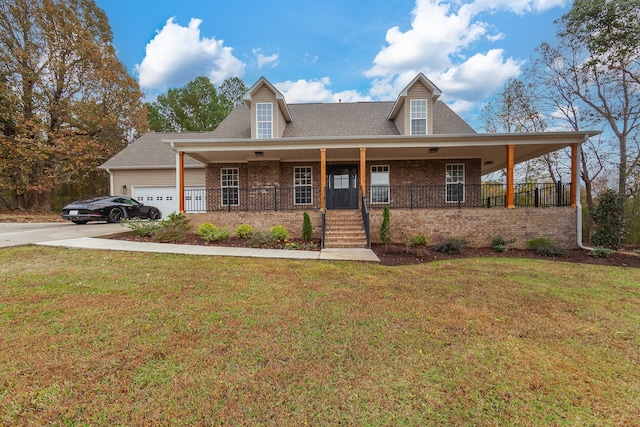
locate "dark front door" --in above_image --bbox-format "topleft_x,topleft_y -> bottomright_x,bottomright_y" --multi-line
327,165 -> 358,209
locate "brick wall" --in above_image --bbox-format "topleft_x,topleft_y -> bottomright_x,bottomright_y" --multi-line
368,207 -> 577,249
188,211 -> 322,240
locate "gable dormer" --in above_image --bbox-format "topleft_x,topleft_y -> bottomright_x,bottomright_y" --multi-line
388,73 -> 442,136
243,77 -> 292,139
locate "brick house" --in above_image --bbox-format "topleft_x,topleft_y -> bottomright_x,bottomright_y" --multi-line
107,74 -> 599,248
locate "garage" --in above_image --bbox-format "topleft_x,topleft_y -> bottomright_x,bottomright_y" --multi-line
133,186 -> 206,216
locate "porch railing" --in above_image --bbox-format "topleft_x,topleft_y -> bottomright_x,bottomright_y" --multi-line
183,182 -> 571,212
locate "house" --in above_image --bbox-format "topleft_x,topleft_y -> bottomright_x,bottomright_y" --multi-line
102,73 -> 599,249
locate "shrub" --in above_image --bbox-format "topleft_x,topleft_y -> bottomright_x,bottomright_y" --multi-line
302,212 -> 313,242
592,189 -> 626,249
270,225 -> 289,241
121,217 -> 163,237
491,236 -> 509,253
634,249 -> 640,259
198,222 -> 230,244
589,246 -> 615,258
433,238 -> 466,254
408,234 -> 429,247
380,206 -> 391,244
527,237 -> 566,257
249,231 -> 275,248
152,213 -> 191,243
236,224 -> 254,239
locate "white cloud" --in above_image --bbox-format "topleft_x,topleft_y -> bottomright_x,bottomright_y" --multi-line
135,17 -> 245,91
253,48 -> 279,69
363,0 -> 568,112
275,78 -> 371,103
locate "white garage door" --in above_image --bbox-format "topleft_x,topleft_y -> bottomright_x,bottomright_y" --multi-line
133,186 -> 206,216
133,187 -> 178,218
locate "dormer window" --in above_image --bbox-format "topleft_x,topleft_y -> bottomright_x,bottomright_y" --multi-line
410,99 -> 427,135
256,103 -> 273,139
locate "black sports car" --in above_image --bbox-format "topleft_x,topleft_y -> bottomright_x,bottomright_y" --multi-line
61,196 -> 162,224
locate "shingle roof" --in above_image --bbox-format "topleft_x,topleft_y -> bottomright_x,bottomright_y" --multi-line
101,99 -> 475,168
100,132 -> 205,169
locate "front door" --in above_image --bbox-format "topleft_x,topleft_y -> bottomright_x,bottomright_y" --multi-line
327,165 -> 358,209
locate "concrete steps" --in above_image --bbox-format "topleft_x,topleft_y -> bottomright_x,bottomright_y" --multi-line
324,210 -> 368,248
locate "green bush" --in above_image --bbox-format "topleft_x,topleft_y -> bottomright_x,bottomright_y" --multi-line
588,246 -> 615,258
198,222 -> 230,244
270,225 -> 289,241
380,206 -> 391,244
235,224 -> 254,239
408,234 -> 429,247
249,231 -> 275,248
527,237 -> 566,257
433,238 -> 466,254
152,212 -> 191,243
491,236 -> 510,253
302,212 -> 313,242
121,217 -> 163,237
592,189 -> 626,249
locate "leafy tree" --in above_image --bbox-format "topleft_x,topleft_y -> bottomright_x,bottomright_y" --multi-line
0,0 -> 148,210
592,189 -> 626,249
147,76 -> 247,132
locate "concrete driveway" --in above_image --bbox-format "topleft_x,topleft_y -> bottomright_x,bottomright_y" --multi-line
0,222 -> 125,248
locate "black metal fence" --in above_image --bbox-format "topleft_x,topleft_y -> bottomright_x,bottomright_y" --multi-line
184,182 -> 572,212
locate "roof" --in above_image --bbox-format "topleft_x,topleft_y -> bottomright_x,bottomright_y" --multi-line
100,132 -> 205,169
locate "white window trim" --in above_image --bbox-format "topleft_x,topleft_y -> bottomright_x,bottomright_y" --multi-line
370,165 -> 390,205
293,166 -> 313,205
256,102 -> 273,139
220,168 -> 240,206
410,99 -> 427,136
445,163 -> 465,203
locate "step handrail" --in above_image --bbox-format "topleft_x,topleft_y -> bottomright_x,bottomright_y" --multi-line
361,195 -> 371,248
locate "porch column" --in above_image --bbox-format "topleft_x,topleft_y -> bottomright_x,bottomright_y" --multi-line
506,144 -> 515,209
320,148 -> 326,210
359,147 -> 366,208
178,151 -> 185,213
570,143 -> 578,208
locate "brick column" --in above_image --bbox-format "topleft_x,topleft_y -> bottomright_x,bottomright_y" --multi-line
506,144 -> 515,209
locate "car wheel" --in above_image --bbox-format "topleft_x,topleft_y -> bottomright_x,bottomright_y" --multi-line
71,220 -> 89,225
107,207 -> 124,223
148,208 -> 161,220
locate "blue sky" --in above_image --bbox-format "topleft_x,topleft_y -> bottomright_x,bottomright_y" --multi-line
95,0 -> 572,127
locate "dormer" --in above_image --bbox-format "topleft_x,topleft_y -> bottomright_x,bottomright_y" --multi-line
243,77 -> 292,139
388,73 -> 442,136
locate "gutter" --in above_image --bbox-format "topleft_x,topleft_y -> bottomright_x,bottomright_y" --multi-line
105,168 -> 114,197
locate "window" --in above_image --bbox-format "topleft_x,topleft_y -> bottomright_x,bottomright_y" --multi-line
446,164 -> 465,203
294,166 -> 313,205
256,103 -> 273,139
410,99 -> 427,135
221,168 -> 239,206
371,165 -> 390,204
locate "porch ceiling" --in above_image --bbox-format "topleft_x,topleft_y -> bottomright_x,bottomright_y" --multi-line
166,131 -> 599,175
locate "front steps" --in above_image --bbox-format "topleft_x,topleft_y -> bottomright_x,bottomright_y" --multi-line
324,209 -> 368,248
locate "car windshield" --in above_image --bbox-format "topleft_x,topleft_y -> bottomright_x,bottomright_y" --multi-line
114,198 -> 140,206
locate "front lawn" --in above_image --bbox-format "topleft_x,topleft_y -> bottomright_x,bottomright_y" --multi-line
1,247 -> 638,425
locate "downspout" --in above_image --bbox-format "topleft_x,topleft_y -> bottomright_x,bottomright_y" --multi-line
106,168 -> 114,196
576,137 -> 593,250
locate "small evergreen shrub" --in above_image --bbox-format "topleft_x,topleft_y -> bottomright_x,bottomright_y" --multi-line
380,206 -> 391,244
592,189 -> 626,249
249,231 -> 275,248
527,237 -> 566,257
270,225 -> 289,241
236,224 -> 254,239
433,238 -> 466,254
408,234 -> 429,247
152,212 -> 191,243
491,236 -> 509,253
588,246 -> 615,258
302,212 -> 313,242
122,217 -> 163,237
198,222 -> 230,244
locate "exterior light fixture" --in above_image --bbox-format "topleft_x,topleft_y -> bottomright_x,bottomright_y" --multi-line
254,151 -> 264,157
484,160 -> 494,166
122,185 -> 127,194
428,147 -> 439,153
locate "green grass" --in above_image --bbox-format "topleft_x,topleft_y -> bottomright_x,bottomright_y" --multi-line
1,247 -> 639,425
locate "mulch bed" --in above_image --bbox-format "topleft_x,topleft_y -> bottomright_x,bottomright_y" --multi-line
114,232 -> 640,268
